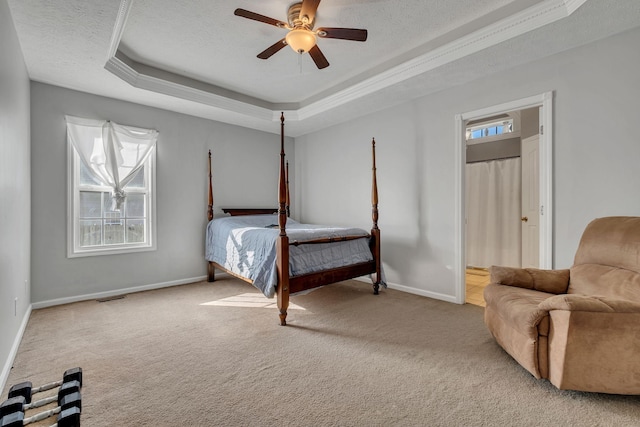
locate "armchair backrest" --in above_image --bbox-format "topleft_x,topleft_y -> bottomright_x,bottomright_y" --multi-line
568,216 -> 640,302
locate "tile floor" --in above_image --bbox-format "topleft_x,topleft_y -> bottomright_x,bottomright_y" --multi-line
465,267 -> 490,307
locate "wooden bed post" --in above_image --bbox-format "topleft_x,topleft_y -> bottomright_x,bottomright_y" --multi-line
370,138 -> 382,294
276,113 -> 290,325
286,161 -> 291,218
208,150 -> 214,222
207,150 -> 216,282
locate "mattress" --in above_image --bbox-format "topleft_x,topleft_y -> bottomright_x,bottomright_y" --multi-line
205,214 -> 374,297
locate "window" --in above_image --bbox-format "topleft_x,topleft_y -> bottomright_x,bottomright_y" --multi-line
466,119 -> 514,141
67,117 -> 158,257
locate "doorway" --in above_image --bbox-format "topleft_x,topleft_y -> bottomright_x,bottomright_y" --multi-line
454,92 -> 554,305
464,109 -> 538,305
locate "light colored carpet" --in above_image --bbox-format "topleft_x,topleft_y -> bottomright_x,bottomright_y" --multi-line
3,278 -> 640,426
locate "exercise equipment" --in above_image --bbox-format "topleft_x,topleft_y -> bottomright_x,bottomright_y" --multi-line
1,380 -> 80,417
55,406 -> 81,427
8,368 -> 82,404
0,391 -> 81,427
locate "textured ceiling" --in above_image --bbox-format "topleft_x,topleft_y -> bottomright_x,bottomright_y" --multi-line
7,0 -> 640,136
119,0 -> 521,103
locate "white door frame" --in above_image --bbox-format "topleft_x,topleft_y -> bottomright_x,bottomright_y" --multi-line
454,92 -> 554,304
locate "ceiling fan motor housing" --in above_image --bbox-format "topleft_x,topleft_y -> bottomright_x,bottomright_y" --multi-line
288,2 -> 314,29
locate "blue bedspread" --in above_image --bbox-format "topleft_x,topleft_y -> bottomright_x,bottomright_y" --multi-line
205,215 -> 375,297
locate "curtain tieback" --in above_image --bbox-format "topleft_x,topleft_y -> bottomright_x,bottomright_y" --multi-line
112,188 -> 126,211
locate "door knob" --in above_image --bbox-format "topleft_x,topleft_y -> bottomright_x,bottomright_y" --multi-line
521,216 -> 528,222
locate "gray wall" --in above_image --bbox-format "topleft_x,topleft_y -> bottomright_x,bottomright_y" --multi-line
295,26 -> 640,300
30,83 -> 294,303
0,0 -> 31,388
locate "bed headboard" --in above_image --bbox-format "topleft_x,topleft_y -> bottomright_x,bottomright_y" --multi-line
221,208 -> 278,216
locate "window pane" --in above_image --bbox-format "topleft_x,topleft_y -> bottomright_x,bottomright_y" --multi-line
104,221 -> 125,245
79,220 -> 102,247
80,162 -> 102,186
79,192 -> 102,218
124,167 -> 145,189
126,194 -> 145,217
103,192 -> 112,212
126,219 -> 145,243
104,206 -> 122,224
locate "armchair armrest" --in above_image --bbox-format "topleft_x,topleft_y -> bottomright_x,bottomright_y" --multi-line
539,294 -> 640,313
489,266 -> 570,294
541,293 -> 640,394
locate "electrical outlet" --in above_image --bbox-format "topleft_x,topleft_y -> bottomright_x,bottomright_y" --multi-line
14,297 -> 18,316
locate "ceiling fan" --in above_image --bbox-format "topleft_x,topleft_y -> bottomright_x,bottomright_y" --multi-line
234,0 -> 368,69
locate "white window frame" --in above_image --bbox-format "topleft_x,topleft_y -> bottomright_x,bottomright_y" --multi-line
67,142 -> 157,257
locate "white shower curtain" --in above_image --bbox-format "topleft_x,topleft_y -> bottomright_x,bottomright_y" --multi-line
466,157 -> 521,268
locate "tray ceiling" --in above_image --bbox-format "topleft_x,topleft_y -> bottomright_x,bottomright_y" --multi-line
7,0 -> 640,136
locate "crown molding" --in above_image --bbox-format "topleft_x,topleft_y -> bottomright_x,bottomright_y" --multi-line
104,55 -> 137,86
296,0 -> 586,120
105,0 -> 589,125
106,0 -> 132,61
564,0 -> 589,15
105,54 -> 276,120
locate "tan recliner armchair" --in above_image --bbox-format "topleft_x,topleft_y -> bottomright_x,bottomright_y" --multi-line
484,216 -> 640,394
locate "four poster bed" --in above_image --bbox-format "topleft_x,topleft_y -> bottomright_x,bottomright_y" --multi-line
205,113 -> 382,325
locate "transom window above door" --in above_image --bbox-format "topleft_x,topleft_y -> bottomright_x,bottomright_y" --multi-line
466,118 -> 514,141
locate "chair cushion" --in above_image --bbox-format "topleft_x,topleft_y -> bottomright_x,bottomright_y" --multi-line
490,265 -> 569,294
573,217 -> 640,273
484,284 -> 551,337
539,293 -> 640,312
569,264 -> 640,302
570,216 -> 640,301
484,284 -> 553,379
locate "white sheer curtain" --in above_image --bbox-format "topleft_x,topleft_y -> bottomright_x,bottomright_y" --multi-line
66,115 -> 158,210
466,157 -> 521,268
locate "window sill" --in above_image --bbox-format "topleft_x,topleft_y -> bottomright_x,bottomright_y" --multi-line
67,243 -> 156,258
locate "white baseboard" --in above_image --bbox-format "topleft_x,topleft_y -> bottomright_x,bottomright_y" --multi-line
386,282 -> 459,304
353,276 -> 459,304
30,274 -> 461,311
32,276 -> 207,309
1,304 -> 32,393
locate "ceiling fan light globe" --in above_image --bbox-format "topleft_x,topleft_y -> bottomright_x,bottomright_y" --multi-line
285,28 -> 316,54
